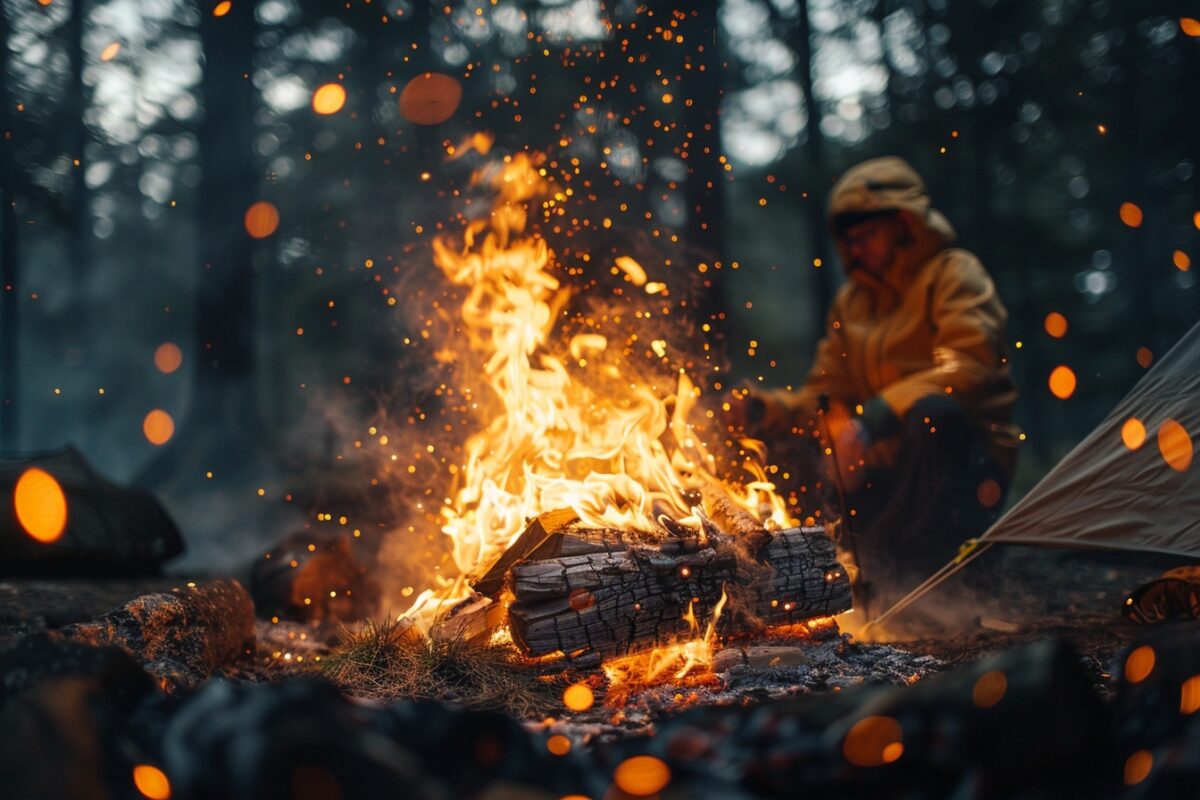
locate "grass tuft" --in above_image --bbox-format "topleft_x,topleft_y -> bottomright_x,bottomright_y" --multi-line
318,620 -> 565,717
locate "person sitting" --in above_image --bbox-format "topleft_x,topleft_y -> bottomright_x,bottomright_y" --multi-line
728,156 -> 1021,612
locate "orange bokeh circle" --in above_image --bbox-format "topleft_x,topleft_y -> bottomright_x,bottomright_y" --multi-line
399,72 -> 462,125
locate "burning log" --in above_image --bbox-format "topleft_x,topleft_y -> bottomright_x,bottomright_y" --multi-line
503,523 -> 850,659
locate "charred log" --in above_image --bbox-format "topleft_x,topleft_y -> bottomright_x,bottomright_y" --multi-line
506,527 -> 850,659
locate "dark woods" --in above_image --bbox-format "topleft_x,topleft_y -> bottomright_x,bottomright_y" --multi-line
0,0 -> 1196,565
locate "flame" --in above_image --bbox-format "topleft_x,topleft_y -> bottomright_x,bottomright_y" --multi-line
402,153 -> 790,639
602,588 -> 728,692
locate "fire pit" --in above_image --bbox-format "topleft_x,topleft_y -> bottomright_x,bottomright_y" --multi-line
352,152 -> 857,691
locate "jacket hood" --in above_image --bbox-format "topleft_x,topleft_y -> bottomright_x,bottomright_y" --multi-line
827,156 -> 957,296
828,156 -> 957,242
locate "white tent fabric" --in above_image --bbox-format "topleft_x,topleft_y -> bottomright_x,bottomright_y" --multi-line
869,320 -> 1200,627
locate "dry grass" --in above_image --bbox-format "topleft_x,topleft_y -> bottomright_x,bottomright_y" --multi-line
318,619 -> 566,717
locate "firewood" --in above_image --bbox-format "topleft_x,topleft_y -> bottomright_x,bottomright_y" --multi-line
506,527 -> 850,659
429,592 -> 507,644
698,484 -> 773,547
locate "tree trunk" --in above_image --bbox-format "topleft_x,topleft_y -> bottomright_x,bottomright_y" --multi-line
66,0 -> 89,339
0,4 -> 19,450
680,0 -> 726,275
137,0 -> 259,486
791,0 -> 836,342
195,0 -> 258,420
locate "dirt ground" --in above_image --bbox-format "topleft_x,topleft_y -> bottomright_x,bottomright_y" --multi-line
0,544 -> 1180,708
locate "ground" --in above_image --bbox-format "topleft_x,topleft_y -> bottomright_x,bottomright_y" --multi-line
0,545 -> 1171,723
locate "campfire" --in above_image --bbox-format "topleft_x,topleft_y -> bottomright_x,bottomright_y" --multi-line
393,151 -> 851,682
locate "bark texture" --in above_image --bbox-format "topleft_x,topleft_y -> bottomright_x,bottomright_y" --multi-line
506,526 -> 850,658
55,579 -> 255,688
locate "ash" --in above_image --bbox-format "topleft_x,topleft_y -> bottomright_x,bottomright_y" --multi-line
547,634 -> 946,743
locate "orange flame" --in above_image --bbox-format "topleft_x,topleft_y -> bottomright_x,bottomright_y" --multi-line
602,589 -> 728,692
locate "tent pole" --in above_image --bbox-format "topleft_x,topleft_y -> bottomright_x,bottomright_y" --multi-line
862,541 -> 994,634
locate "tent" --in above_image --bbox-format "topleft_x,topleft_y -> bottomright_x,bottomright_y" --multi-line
870,319 -> 1200,628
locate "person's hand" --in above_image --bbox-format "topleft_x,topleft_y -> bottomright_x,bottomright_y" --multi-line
825,409 -> 872,491
721,386 -> 766,434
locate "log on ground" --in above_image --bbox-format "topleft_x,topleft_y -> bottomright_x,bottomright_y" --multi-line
507,527 -> 851,658
54,578 -> 255,688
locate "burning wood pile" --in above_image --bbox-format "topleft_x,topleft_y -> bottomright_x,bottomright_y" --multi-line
444,504 -> 850,664
380,150 -> 851,679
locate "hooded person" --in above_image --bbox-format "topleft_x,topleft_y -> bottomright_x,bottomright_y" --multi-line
731,156 -> 1021,609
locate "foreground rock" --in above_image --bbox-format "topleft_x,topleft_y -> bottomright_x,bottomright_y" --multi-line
55,579 -> 255,690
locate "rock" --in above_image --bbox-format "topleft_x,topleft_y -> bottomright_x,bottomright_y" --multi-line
163,679 -> 437,800
0,632 -> 153,707
627,639 -> 1110,799
380,700 -> 591,798
249,530 -> 380,623
0,677 -> 113,800
56,579 -> 255,684
713,645 -> 811,673
1113,624 -> 1200,755
0,576 -> 190,645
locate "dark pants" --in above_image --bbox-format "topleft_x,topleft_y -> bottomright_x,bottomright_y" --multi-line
844,395 -> 1008,611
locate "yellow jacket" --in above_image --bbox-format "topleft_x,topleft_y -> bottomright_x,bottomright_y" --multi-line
758,157 -> 1021,477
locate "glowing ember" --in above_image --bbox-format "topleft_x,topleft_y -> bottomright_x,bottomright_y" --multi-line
976,478 -> 1002,508
14,467 -> 68,543
1048,365 -> 1076,400
154,342 -> 183,374
312,83 -> 347,115
603,589 -> 728,691
1181,675 -> 1200,714
971,670 -> 1007,708
399,73 -> 462,125
1119,202 -> 1143,228
244,201 -> 280,239
843,716 -> 904,767
132,764 -> 171,799
1124,645 -> 1156,683
143,409 -> 176,446
1121,418 -> 1146,451
1123,750 -> 1153,786
212,1 -> 231,16
613,755 -> 671,796
1157,420 -> 1193,473
562,683 -> 594,712
1043,312 -> 1067,339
